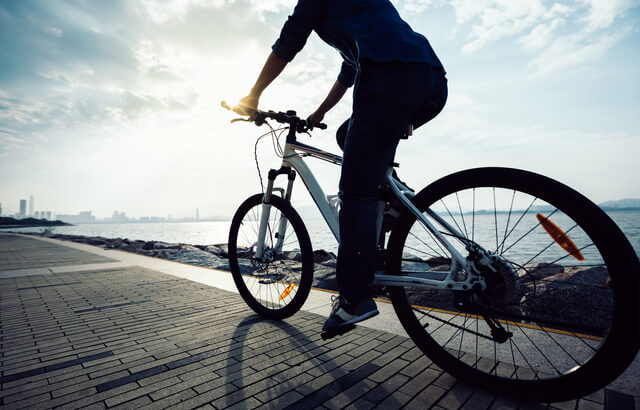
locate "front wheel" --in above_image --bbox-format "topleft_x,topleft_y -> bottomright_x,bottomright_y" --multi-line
228,194 -> 314,319
387,167 -> 640,402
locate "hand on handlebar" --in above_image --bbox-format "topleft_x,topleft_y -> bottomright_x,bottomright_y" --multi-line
306,110 -> 325,129
221,99 -> 328,131
225,95 -> 259,117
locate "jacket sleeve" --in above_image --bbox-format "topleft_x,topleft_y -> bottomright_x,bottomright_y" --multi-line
337,60 -> 357,87
272,0 -> 324,61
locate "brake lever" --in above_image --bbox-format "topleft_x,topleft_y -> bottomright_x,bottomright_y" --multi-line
230,117 -> 251,123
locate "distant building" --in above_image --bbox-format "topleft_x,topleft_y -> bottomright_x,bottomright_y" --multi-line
19,200 -> 26,218
57,211 -> 96,224
139,216 -> 164,222
45,211 -> 52,220
29,194 -> 34,217
0,202 -> 2,216
111,211 -> 129,223
196,208 -> 200,220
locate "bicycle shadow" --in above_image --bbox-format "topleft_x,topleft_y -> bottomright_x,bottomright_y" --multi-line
219,312 -> 410,409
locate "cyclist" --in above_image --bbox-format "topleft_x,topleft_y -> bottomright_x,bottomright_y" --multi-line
234,0 -> 447,333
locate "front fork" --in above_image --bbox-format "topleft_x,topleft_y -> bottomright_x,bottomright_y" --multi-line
255,167 -> 296,260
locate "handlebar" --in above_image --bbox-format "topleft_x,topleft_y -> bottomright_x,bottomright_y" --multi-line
221,101 -> 327,133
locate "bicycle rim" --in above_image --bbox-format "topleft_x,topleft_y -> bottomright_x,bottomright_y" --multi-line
229,195 -> 313,318
387,167 -> 640,401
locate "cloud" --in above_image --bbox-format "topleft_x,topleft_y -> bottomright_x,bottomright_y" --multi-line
397,0 -> 438,14
445,0 -> 638,75
140,0 -> 226,24
0,0 -> 285,152
579,0 -> 637,31
528,29 -> 629,76
452,0 -> 550,54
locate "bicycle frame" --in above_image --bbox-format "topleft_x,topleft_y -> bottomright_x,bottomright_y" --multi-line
256,129 -> 486,292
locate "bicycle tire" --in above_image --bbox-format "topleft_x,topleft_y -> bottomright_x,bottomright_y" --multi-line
228,194 -> 314,319
386,167 -> 640,402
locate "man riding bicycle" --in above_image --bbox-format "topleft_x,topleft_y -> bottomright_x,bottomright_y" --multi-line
234,0 -> 448,333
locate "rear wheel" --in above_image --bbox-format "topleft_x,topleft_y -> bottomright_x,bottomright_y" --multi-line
387,167 -> 640,402
228,194 -> 313,319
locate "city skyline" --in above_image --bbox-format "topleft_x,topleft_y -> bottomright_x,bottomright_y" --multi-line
0,194 -> 220,221
1,1 -> 639,218
2,192 -> 639,223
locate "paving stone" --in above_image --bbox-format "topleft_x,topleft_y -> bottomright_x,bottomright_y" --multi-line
0,392 -> 51,409
363,373 -> 410,404
138,388 -> 198,409
368,357 -> 410,383
109,394 -> 153,409
29,388 -> 98,410
437,382 -> 475,409
604,389 -> 635,410
584,390 -> 605,404
322,379 -> 377,409
549,398 -> 578,410
398,354 -> 433,378
104,376 -> 181,407
517,403 -> 548,410
398,367 -> 441,397
376,390 -> 414,409
433,371 -> 458,390
257,389 -> 305,410
490,397 -> 521,409
344,398 -> 376,410
405,384 -> 448,410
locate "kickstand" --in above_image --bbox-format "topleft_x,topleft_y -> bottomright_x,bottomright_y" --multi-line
321,324 -> 356,340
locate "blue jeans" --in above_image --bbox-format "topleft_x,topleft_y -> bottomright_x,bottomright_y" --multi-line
336,61 -> 448,300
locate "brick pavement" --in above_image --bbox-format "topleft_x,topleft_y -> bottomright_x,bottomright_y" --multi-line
0,233 -> 637,409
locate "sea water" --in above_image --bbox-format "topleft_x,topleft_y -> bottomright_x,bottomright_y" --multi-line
3,211 -> 638,259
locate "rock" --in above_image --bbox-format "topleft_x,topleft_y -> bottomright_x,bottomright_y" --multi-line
153,241 -> 181,250
236,246 -> 254,258
286,251 -> 302,262
313,249 -> 336,264
203,245 -> 224,255
179,245 -> 202,252
312,265 -> 338,292
214,244 -> 229,258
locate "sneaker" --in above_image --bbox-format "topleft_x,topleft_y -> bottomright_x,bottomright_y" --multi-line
322,295 -> 379,331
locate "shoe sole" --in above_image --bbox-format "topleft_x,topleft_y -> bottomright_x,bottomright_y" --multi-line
323,309 -> 379,331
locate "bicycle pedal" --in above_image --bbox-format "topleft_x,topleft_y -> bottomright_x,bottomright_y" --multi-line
321,324 -> 356,340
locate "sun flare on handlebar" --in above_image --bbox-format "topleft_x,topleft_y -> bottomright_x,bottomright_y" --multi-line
222,100 -> 258,117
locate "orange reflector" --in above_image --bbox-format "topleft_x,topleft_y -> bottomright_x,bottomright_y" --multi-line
536,213 -> 585,261
280,283 -> 296,300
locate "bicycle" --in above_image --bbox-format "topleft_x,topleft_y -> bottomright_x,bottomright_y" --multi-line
221,101 -> 640,402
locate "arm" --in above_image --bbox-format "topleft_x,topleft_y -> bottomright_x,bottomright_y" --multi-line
307,79 -> 349,125
236,1 -> 322,115
235,52 -> 289,115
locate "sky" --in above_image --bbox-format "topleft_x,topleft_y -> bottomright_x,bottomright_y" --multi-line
1,0 -> 639,219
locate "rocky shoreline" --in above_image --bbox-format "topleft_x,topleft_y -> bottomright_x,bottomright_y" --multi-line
17,231 -> 341,292
0,217 -> 71,229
